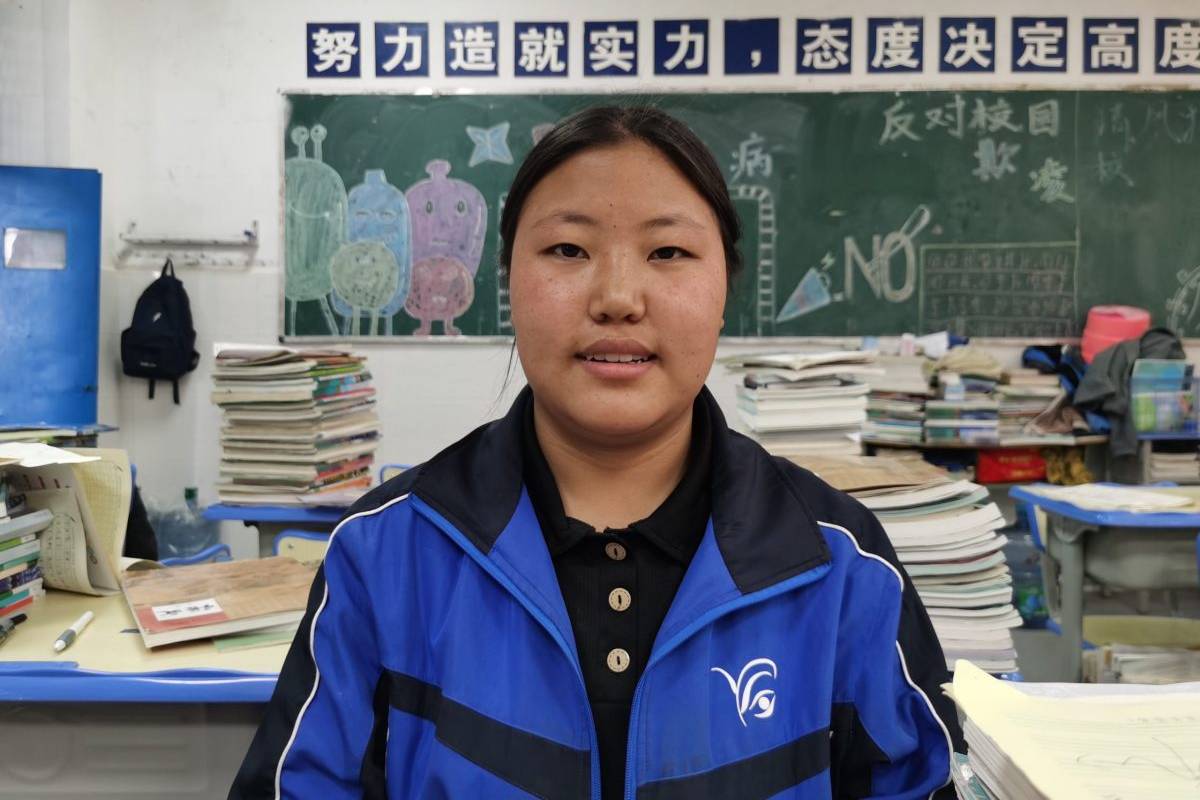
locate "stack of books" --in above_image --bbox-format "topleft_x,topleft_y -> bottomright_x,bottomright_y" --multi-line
722,350 -> 880,458
0,478 -> 51,622
788,454 -> 1020,674
864,391 -> 927,445
1147,445 -> 1200,483
924,399 -> 1000,446
995,383 -> 1065,444
858,478 -> 1020,673
212,345 -> 380,505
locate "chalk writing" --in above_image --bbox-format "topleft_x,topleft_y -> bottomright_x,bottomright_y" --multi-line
1028,100 -> 1060,136
730,132 -> 773,181
844,205 -> 931,303
1029,157 -> 1074,203
880,99 -> 921,144
973,138 -> 1021,181
1165,265 -> 1200,336
925,93 -> 967,139
921,242 -> 1077,336
969,98 -> 1022,134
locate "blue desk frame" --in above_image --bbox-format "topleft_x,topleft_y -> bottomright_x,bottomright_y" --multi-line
0,663 -> 276,703
203,504 -> 345,525
1011,483 -> 1200,680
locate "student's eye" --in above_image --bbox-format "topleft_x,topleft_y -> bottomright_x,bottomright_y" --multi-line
549,243 -> 587,259
649,246 -> 691,261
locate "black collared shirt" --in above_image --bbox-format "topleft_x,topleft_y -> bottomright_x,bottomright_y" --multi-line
522,398 -> 712,800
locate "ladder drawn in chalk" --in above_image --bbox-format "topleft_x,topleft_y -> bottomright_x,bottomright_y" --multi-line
731,184 -> 777,337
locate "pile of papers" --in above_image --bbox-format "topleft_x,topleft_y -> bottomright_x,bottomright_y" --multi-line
212,345 -> 380,505
950,660 -> 1200,799
792,454 -> 1020,673
722,350 -> 880,457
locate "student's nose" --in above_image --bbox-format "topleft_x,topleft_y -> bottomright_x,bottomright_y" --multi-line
587,247 -> 646,324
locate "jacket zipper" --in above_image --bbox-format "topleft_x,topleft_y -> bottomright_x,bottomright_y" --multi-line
622,564 -> 832,800
412,497 -> 603,800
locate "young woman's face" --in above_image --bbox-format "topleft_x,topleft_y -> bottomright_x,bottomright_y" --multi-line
509,139 -> 728,441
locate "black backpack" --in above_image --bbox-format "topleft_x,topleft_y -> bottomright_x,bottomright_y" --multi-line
121,258 -> 199,404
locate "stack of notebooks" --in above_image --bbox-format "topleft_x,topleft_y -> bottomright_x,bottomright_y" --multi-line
212,345 -> 380,505
864,391 -> 927,445
722,350 -> 881,457
950,660 -> 1200,799
0,477 -> 52,621
995,383 -> 1066,445
789,455 -> 1020,673
859,479 -> 1020,673
924,399 -> 1000,446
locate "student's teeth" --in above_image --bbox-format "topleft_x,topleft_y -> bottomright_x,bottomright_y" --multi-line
618,354 -> 633,363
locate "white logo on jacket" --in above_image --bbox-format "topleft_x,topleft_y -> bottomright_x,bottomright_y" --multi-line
711,658 -> 778,726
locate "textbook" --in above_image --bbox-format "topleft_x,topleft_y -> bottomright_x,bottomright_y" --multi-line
121,556 -> 318,648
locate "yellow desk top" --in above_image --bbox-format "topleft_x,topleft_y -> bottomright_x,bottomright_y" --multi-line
0,590 -> 290,702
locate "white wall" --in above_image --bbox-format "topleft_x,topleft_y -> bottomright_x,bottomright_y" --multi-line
44,0 -> 1200,507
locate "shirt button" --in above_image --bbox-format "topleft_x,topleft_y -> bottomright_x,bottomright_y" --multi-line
605,542 -> 627,561
606,648 -> 630,673
608,587 -> 632,612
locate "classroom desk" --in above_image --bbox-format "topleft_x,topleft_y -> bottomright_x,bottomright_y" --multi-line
204,502 -> 346,557
0,591 -> 285,799
1010,484 -> 1200,682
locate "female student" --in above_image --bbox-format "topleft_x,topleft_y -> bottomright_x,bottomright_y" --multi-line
232,106 -> 962,800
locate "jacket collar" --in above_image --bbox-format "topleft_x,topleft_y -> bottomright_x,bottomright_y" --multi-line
410,385 -> 831,599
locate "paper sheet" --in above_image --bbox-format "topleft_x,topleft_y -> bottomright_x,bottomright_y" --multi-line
20,487 -> 95,594
66,448 -> 131,569
953,660 -> 1200,798
0,442 -> 99,468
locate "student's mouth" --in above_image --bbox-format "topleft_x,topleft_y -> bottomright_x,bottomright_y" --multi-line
576,339 -> 657,379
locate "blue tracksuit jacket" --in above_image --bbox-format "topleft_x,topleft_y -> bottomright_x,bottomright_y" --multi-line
231,388 -> 962,799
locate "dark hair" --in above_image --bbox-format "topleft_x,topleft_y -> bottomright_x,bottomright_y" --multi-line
498,105 -> 743,289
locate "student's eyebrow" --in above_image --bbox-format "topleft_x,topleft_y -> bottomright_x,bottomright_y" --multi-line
529,210 -> 600,229
640,213 -> 706,231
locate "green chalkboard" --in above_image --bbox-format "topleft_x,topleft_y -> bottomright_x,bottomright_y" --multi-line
282,91 -> 1200,339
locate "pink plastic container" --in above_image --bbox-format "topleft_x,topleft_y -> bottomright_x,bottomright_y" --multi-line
1081,305 -> 1151,363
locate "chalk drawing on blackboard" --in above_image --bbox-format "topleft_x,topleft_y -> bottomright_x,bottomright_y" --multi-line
329,241 -> 401,336
729,184 -> 777,336
466,122 -> 514,167
880,99 -> 921,144
1166,266 -> 1200,337
919,241 -> 1078,337
404,160 -> 487,336
531,123 -> 556,145
776,266 -> 833,323
844,204 -> 931,304
284,124 -> 344,335
1029,158 -> 1075,204
333,169 -> 413,336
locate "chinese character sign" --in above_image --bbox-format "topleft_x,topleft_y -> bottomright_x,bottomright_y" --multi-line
584,20 -> 637,76
1157,19 -> 1200,74
940,17 -> 995,72
797,18 -> 851,74
1012,17 -> 1067,72
655,19 -> 708,75
445,21 -> 499,76
869,18 -> 923,73
375,23 -> 428,77
515,22 -> 568,77
1085,18 -> 1139,73
308,23 -> 360,78
724,18 -> 778,75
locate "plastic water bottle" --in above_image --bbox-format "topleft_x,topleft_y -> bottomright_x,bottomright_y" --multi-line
156,487 -> 219,559
1003,530 -> 1049,628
